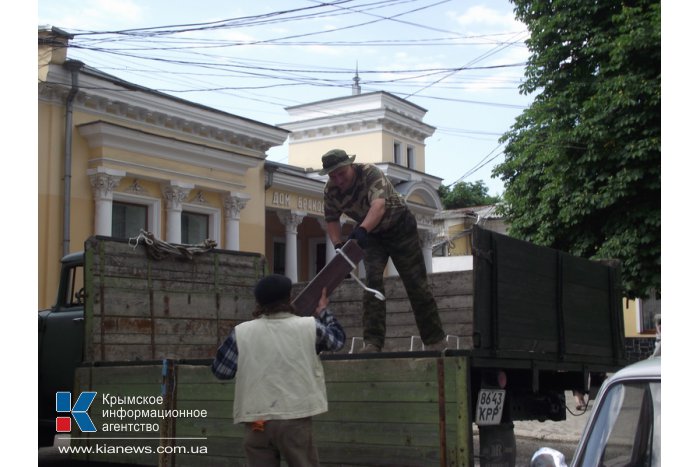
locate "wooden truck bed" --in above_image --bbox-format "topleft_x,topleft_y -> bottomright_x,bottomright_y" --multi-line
66,231 -> 626,467
73,355 -> 473,467
293,226 -> 625,369
83,236 -> 267,363
83,227 -> 624,369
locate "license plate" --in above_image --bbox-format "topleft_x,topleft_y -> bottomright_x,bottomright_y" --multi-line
476,389 -> 505,426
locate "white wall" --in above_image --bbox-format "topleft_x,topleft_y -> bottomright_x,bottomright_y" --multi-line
431,255 -> 473,273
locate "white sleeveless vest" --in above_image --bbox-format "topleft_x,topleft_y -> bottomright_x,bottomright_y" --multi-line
233,313 -> 328,423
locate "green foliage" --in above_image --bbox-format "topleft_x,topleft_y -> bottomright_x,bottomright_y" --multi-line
494,0 -> 660,298
438,180 -> 501,209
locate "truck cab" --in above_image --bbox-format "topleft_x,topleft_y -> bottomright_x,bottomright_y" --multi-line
38,252 -> 85,446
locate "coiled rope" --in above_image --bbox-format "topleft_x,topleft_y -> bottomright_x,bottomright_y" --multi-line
128,229 -> 217,261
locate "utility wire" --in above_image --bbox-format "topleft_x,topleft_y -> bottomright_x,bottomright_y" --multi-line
447,143 -> 505,187
42,0 -> 531,181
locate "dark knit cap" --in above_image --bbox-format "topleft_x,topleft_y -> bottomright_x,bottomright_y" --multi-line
254,274 -> 292,306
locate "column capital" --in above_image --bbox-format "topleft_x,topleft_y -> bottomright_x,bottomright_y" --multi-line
87,167 -> 125,200
277,210 -> 306,234
162,181 -> 194,211
223,192 -> 251,220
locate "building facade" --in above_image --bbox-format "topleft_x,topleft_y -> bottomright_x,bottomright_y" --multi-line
38,28 -> 444,308
38,27 -> 288,308
275,88 -> 444,279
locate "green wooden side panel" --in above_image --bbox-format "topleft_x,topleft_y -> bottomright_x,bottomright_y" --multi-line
83,236 -> 266,363
71,365 -> 164,466
66,357 -> 472,466
172,365 -> 241,466
173,357 -> 472,467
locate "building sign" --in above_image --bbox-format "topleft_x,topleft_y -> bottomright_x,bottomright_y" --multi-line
268,190 -> 324,214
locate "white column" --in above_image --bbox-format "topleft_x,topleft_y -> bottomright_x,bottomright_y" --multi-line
277,211 -> 305,282
317,219 -> 336,266
325,231 -> 336,265
87,168 -> 125,236
223,192 -> 250,250
320,217 -> 365,277
162,182 -> 193,243
420,229 -> 437,274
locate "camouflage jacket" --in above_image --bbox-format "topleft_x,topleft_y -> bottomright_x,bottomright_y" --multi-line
324,164 -> 408,233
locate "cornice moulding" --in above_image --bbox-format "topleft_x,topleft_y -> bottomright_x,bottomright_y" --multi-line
285,91 -> 428,122
40,65 -> 289,153
271,171 -> 325,197
78,121 -> 261,177
281,107 -> 435,142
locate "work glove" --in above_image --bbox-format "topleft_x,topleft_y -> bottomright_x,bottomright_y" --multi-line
348,226 -> 369,248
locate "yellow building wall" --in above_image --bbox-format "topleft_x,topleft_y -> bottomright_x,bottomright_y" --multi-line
447,222 -> 469,255
289,131 -> 427,172
38,100 -> 68,309
288,132 -> 386,170
381,132 -> 427,172
38,99 -> 268,309
239,166 -> 267,255
623,298 -> 644,337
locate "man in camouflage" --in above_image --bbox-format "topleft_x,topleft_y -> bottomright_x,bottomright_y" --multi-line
320,148 -> 446,352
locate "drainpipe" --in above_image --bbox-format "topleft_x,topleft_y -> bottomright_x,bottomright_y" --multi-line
62,60 -> 83,256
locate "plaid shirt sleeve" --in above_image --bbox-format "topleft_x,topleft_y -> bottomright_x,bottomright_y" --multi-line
212,310 -> 345,377
315,308 -> 346,353
211,330 -> 238,380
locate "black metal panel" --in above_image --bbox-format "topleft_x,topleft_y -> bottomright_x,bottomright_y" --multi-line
472,225 -> 624,367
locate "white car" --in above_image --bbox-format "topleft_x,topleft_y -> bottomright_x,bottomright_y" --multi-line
531,354 -> 661,467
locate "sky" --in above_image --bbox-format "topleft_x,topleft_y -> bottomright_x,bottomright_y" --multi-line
37,0 -> 535,196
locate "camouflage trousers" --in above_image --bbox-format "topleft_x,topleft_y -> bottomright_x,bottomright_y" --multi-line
362,211 -> 445,348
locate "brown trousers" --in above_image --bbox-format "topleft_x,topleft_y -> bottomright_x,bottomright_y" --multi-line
243,417 -> 320,467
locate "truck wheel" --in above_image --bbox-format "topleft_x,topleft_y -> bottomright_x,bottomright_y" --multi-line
478,422 -> 516,467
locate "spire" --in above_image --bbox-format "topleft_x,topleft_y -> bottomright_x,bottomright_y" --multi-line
352,62 -> 361,95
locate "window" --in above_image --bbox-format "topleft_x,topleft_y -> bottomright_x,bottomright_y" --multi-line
62,264 -> 85,308
112,201 -> 148,239
181,211 -> 209,244
407,145 -> 415,169
315,243 -> 326,274
580,381 -> 660,467
638,289 -> 661,333
393,141 -> 402,164
113,192 -> 161,238
308,238 -> 327,278
180,201 -> 220,246
273,241 -> 286,275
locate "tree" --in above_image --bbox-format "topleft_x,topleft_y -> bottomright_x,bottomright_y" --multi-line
438,180 -> 501,209
493,0 -> 660,298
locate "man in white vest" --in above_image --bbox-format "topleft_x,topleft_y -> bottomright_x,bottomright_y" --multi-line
212,274 -> 346,467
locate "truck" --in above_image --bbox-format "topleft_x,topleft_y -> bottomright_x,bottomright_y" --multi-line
38,226 -> 627,466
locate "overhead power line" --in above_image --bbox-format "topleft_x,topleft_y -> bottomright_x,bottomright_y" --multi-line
41,0 -> 531,186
